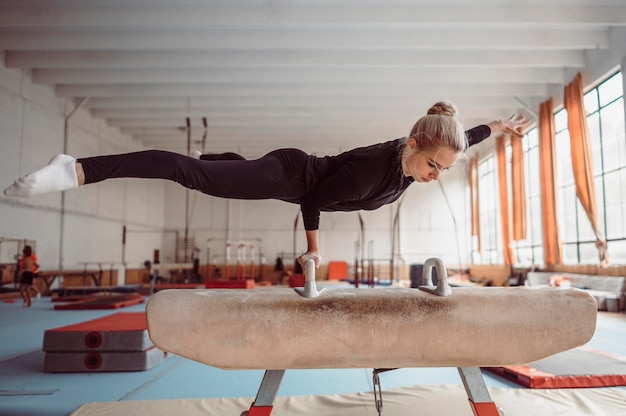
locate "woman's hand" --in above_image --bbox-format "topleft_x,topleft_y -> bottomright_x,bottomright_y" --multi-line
298,250 -> 321,269
487,114 -> 532,138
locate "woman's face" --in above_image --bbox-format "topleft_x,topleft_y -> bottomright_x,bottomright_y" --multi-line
403,140 -> 460,183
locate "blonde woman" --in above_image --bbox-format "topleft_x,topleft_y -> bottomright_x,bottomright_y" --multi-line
4,102 -> 528,268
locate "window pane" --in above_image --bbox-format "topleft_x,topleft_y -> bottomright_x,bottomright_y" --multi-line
516,247 -> 533,265
594,176 -> 606,235
603,170 -> 622,205
605,203 -> 624,240
608,239 -> 626,264
533,246 -> 544,265
586,112 -> 603,175
562,243 -> 578,264
578,242 -> 598,264
528,129 -> 538,148
622,201 -> 626,237
600,99 -> 625,171
555,109 -> 568,132
530,197 -> 543,245
576,199 -> 595,241
584,89 -> 599,115
478,156 -> 501,263
556,130 -> 574,185
598,72 -> 623,107
622,168 -> 626,204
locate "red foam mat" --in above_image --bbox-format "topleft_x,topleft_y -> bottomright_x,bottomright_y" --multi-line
53,294 -> 145,310
43,312 -> 151,352
484,347 -> 626,388
44,346 -> 168,373
205,279 -> 255,289
152,283 -> 204,290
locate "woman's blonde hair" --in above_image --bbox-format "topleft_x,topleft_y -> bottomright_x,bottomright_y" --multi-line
408,101 -> 466,153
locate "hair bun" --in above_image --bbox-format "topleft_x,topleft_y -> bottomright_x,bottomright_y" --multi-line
427,101 -> 457,117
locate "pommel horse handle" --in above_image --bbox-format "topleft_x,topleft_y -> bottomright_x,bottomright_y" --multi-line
419,257 -> 451,297
294,258 -> 325,298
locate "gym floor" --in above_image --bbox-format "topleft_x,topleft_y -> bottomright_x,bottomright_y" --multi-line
1,292 -> 625,416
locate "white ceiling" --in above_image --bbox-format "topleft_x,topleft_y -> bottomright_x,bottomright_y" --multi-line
1,0 -> 625,158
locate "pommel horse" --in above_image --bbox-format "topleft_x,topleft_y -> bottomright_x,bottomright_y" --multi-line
146,258 -> 597,416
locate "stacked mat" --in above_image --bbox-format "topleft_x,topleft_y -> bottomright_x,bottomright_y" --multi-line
42,312 -> 167,373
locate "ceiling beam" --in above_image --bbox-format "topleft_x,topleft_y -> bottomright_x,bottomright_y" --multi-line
92,105 -> 523,120
0,5 -> 624,27
0,28 -> 609,50
104,109 -> 515,129
33,67 -> 566,84
84,96 -> 527,110
5,49 -> 586,69
56,82 -> 550,98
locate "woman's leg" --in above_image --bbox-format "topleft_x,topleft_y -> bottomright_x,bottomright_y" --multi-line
19,284 -> 30,307
5,149 -> 310,200
78,149 -> 310,200
24,285 -> 32,307
19,285 -> 26,305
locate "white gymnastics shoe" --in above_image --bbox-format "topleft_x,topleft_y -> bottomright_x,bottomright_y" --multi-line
3,154 -> 79,197
191,150 -> 203,159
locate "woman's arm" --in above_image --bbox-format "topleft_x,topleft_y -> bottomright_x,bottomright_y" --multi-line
467,114 -> 531,147
298,229 -> 322,269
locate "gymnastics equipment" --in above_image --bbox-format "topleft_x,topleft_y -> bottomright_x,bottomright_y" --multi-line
44,312 -> 167,373
206,238 -> 262,282
146,257 -> 597,416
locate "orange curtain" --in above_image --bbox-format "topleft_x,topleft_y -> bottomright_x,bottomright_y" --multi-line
538,98 -> 563,265
564,72 -> 609,267
469,156 -> 481,252
511,135 -> 527,241
496,135 -> 516,265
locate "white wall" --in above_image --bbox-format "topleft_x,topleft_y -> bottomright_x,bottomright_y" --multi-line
0,61 -> 166,280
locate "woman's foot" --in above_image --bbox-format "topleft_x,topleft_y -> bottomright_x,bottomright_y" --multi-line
4,154 -> 79,197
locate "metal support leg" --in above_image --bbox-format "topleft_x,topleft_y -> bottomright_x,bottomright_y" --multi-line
458,367 -> 504,416
241,370 -> 285,416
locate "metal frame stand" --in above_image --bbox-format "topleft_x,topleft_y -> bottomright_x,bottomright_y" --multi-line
241,370 -> 285,416
458,367 -> 504,416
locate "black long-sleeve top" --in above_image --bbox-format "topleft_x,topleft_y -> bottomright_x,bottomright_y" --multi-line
299,125 -> 491,230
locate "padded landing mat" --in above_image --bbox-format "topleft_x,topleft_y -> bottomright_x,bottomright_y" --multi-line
44,346 -> 167,373
53,286 -> 141,296
43,312 -> 152,352
70,384 -> 626,416
53,294 -> 144,310
485,347 -> 626,388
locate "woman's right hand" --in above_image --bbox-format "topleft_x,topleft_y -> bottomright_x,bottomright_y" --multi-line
298,250 -> 321,269
487,114 -> 532,138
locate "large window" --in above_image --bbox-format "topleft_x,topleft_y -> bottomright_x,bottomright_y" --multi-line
555,71 -> 626,264
478,128 -> 544,266
477,156 -> 500,264
513,128 -> 543,265
477,71 -> 625,266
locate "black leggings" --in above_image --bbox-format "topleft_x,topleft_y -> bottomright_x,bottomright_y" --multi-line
79,149 -> 311,202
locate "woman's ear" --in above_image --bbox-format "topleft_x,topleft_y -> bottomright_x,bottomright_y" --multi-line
407,137 -> 417,150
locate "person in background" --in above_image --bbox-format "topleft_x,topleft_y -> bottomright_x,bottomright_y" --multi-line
18,245 -> 39,307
